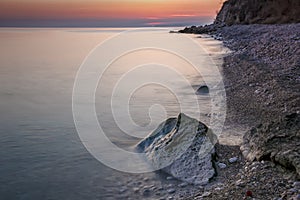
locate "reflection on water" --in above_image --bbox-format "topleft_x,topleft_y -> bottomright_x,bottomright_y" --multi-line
0,28 -> 230,199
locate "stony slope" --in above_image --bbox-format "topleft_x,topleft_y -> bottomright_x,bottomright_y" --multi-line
185,23 -> 300,200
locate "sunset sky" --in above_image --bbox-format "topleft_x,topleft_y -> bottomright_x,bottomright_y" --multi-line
0,0 -> 224,27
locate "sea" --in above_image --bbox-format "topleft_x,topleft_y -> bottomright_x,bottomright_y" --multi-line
0,27 -> 237,199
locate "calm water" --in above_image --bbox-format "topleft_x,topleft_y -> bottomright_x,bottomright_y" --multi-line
0,28 -> 231,199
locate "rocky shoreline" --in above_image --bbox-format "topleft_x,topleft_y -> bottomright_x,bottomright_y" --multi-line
180,23 -> 300,200
111,24 -> 299,200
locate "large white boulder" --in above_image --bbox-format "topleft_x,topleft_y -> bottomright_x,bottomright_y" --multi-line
136,113 -> 217,185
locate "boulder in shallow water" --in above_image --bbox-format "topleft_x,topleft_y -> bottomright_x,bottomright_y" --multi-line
196,85 -> 210,95
136,113 -> 217,185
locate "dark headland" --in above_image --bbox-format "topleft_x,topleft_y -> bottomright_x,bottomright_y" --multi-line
180,0 -> 300,199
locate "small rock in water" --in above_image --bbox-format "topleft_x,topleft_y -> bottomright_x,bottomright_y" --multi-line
229,157 -> 238,163
196,85 -> 209,95
218,162 -> 227,169
167,188 -> 176,194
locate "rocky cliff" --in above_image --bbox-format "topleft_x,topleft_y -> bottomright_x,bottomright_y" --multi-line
215,0 -> 300,25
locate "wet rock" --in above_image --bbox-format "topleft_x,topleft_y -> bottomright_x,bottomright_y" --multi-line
196,85 -> 209,95
136,113 -> 217,185
178,24 -> 220,34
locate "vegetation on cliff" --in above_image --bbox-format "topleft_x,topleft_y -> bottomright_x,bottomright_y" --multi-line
215,0 -> 300,25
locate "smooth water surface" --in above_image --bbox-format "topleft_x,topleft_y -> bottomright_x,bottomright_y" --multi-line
0,28 -> 230,199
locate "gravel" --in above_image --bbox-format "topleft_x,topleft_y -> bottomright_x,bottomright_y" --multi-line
183,23 -> 300,200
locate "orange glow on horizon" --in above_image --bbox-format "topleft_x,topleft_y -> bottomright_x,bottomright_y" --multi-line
0,0 -> 223,20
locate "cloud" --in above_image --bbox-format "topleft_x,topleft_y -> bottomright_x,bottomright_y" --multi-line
145,21 -> 165,26
171,14 -> 198,17
146,17 -> 160,20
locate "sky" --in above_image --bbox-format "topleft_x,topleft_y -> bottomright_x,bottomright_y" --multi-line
0,0 -> 224,27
